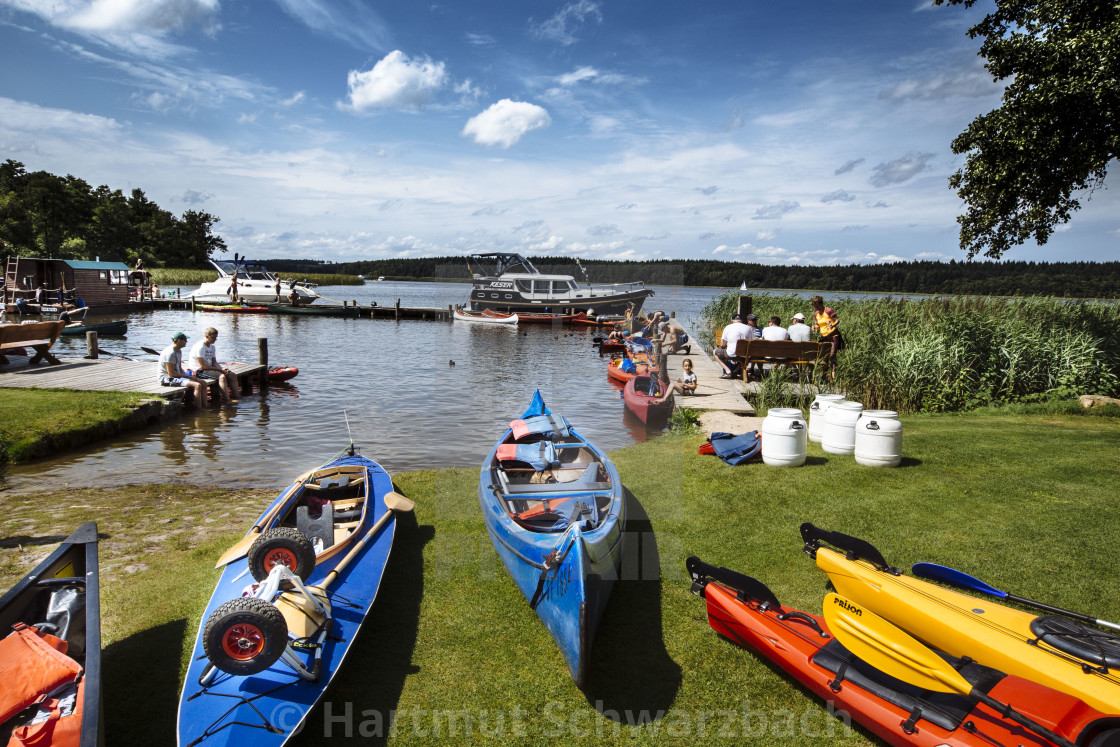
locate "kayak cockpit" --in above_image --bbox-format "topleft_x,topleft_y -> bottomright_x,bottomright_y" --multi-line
275,465 -> 369,557
490,443 -> 615,533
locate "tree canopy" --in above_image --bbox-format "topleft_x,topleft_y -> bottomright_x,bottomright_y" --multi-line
935,0 -> 1120,258
0,160 -> 225,268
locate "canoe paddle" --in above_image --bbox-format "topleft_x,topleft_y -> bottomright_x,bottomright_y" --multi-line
912,562 -> 1120,632
823,592 -> 1076,747
318,491 -> 414,588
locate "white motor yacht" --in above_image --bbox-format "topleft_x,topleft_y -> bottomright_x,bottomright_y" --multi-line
186,260 -> 321,305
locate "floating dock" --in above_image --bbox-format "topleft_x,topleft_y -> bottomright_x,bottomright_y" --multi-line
150,298 -> 451,320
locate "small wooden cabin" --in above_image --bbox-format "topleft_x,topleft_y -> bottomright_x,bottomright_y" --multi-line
3,257 -> 139,312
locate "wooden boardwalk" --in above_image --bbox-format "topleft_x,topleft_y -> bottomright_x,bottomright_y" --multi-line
654,323 -> 755,415
0,356 -> 266,401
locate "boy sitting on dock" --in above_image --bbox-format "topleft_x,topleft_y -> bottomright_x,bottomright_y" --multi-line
158,332 -> 208,409
190,327 -> 240,406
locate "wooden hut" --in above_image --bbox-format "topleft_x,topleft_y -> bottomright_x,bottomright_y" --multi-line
3,257 -> 139,314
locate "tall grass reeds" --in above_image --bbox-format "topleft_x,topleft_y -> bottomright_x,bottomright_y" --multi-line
149,268 -> 364,286
702,293 -> 1120,413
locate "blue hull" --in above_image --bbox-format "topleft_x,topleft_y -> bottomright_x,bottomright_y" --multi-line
177,453 -> 397,746
479,390 -> 625,687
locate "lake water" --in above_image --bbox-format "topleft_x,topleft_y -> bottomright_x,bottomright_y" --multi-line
7,281 -> 731,492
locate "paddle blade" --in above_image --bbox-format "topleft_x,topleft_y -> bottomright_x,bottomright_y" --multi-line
822,593 -> 971,696
214,530 -> 260,568
911,562 -> 1008,599
384,491 -> 415,513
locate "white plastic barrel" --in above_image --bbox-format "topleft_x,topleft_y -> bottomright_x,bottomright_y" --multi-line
821,401 -> 864,455
807,394 -> 845,443
761,408 -> 807,467
854,410 -> 903,467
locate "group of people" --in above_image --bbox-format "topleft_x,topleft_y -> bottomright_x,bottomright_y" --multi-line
609,309 -> 691,355
714,295 -> 843,380
157,327 -> 240,408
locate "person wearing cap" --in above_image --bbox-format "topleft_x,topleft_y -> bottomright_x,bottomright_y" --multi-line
190,327 -> 240,405
158,332 -> 208,408
788,312 -> 811,342
714,312 -> 751,378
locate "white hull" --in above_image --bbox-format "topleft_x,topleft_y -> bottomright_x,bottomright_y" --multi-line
187,279 -> 320,305
453,309 -> 518,325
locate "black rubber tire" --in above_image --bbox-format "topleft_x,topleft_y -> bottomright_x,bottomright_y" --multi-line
202,596 -> 287,675
247,527 -> 316,582
1090,728 -> 1120,747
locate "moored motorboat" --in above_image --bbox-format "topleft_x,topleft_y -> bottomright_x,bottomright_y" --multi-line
800,523 -> 1120,715
186,259 -> 320,305
479,390 -> 625,687
0,522 -> 102,746
623,374 -> 673,425
465,253 -> 652,316
61,320 -> 127,336
177,445 -> 412,746
454,307 -> 518,324
268,366 -> 299,382
687,556 -> 1120,747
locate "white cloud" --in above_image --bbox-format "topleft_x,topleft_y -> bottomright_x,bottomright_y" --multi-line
880,65 -> 999,101
2,0 -> 220,56
753,200 -> 800,220
344,50 -> 448,111
821,190 -> 856,203
281,91 -> 306,107
530,0 -> 602,46
835,158 -> 865,176
462,99 -> 550,148
273,0 -> 391,51
870,153 -> 936,187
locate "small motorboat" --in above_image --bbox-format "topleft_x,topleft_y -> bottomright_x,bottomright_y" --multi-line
454,307 -> 518,324
177,445 -> 413,746
687,556 -> 1119,747
60,320 -> 127,336
268,366 -> 299,382
187,258 -> 320,305
479,390 -> 625,687
0,522 -> 102,746
624,374 -> 673,425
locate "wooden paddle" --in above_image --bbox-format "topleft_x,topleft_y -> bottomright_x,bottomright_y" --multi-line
912,562 -> 1120,632
318,491 -> 414,589
822,592 -> 1076,747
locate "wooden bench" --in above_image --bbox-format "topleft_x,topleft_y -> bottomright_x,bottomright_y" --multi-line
0,321 -> 65,365
733,339 -> 826,381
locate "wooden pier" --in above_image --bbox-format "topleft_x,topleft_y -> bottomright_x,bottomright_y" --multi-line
150,297 -> 451,320
0,356 -> 267,405
660,327 -> 755,415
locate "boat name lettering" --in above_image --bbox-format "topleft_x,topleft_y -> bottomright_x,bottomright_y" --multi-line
831,597 -> 862,616
540,562 -> 572,604
489,282 -> 514,289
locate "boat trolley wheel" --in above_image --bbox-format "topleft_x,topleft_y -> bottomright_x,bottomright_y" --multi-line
202,597 -> 287,675
248,527 -> 316,582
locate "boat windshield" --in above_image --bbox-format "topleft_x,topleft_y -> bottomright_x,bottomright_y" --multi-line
211,261 -> 276,281
469,253 -> 540,277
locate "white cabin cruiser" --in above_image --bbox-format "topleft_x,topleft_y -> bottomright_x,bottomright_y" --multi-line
186,259 -> 320,305
466,253 -> 652,316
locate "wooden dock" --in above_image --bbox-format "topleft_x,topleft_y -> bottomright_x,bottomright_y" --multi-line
150,298 -> 451,320
0,356 -> 267,403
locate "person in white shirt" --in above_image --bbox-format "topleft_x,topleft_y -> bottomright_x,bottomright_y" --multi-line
761,316 -> 789,341
655,358 -> 697,403
158,332 -> 208,408
190,327 -> 240,405
714,313 -> 751,378
787,312 -> 811,342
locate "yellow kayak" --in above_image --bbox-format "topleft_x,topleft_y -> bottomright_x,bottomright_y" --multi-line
801,523 -> 1120,715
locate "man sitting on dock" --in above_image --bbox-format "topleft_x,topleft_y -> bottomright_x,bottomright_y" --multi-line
158,332 -> 208,408
190,327 -> 239,405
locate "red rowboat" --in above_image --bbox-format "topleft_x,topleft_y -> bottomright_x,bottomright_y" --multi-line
623,374 -> 673,425
269,366 -> 299,382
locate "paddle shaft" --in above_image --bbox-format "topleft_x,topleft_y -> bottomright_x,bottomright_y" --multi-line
320,503 -> 396,590
1004,593 -> 1120,632
972,689 -> 1075,747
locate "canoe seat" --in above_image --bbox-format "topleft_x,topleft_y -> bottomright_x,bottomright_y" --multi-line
333,520 -> 361,545
297,503 -> 334,551
499,463 -> 611,494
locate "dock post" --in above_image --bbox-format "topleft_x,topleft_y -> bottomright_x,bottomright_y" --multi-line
258,337 -> 269,392
86,331 -> 99,359
190,296 -> 196,312
395,298 -> 400,320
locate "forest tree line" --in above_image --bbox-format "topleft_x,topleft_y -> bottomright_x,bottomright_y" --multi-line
0,160 -> 225,268
263,256 -> 1120,299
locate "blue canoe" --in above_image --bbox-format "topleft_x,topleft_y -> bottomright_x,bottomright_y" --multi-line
177,447 -> 408,746
479,390 -> 625,687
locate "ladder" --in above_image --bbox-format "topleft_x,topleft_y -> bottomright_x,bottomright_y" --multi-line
3,255 -> 17,306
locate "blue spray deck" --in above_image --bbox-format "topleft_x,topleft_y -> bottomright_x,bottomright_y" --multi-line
479,390 -> 625,687
177,453 -> 397,747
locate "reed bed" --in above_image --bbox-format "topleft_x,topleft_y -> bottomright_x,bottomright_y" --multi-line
701,293 -> 1120,413
149,268 -> 364,286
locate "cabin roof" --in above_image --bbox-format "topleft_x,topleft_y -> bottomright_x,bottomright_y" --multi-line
17,257 -> 131,271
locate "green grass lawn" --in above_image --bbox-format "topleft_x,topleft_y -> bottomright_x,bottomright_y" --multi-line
1,411 -> 1117,745
0,389 -> 152,465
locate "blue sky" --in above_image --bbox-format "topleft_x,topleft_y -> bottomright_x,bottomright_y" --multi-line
1,0 -> 1116,266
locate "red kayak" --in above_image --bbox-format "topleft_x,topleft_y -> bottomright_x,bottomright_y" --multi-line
687,556 -> 1120,747
269,366 -> 299,381
606,356 -> 654,384
624,374 -> 673,425
596,339 -> 626,355
199,304 -> 269,313
515,312 -> 579,324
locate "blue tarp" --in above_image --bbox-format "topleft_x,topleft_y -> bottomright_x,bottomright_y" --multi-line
708,431 -> 762,465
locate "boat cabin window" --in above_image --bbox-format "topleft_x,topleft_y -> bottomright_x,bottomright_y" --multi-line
516,279 -> 533,294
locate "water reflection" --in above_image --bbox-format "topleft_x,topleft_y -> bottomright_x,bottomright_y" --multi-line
9,282 -> 727,492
